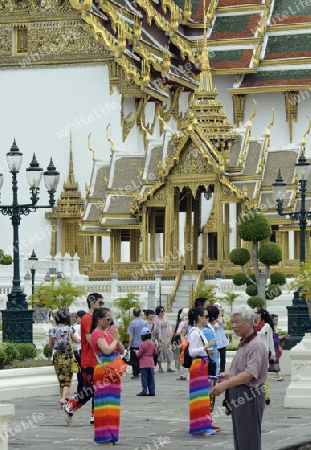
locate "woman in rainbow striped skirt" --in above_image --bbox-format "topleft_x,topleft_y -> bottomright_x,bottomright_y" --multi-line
90,307 -> 125,445
188,307 -> 217,437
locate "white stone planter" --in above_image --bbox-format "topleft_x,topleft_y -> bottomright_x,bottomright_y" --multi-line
284,332 -> 311,408
0,404 -> 14,450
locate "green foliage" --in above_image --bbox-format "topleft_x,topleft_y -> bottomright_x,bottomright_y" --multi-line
230,248 -> 250,266
232,273 -> 247,286
0,249 -> 12,265
270,272 -> 286,286
0,348 -> 5,365
191,282 -> 217,306
221,292 -> 239,316
290,262 -> 311,302
29,278 -> 85,310
245,284 -> 257,297
258,242 -> 282,265
237,212 -> 272,242
247,296 -> 265,308
266,284 -> 282,300
15,343 -> 37,360
2,343 -> 18,364
43,343 -> 53,358
113,293 -> 141,343
226,343 -> 239,351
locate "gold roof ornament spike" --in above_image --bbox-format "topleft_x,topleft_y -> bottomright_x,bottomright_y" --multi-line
106,123 -> 115,153
88,132 -> 97,161
301,116 -> 311,155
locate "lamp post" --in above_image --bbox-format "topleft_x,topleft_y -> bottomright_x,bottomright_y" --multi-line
0,140 -> 59,344
28,249 -> 38,300
273,152 -> 311,349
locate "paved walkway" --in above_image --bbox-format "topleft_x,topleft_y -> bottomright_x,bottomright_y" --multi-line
4,359 -> 311,450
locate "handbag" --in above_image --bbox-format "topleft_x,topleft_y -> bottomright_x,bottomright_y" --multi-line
95,353 -> 127,381
278,344 -> 283,357
222,389 -> 231,415
268,359 -> 280,372
68,328 -> 80,373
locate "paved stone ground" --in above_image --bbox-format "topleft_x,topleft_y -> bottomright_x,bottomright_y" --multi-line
6,367 -> 311,450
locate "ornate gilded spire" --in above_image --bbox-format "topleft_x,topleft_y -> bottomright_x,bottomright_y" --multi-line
198,0 -> 212,92
67,128 -> 75,185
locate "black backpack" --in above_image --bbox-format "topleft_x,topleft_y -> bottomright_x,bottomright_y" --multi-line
182,331 -> 206,369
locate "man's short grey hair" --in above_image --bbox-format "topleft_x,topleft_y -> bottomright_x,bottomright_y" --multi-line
232,305 -> 254,323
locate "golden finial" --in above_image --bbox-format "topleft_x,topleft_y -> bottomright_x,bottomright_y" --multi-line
198,0 -> 212,92
247,99 -> 257,126
106,123 -> 115,153
265,107 -> 275,138
67,127 -> 75,184
301,116 -> 311,154
88,133 -> 97,161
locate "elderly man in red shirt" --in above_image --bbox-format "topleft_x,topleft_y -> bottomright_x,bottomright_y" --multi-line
210,305 -> 268,450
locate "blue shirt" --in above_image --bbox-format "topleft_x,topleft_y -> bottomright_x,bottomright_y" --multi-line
202,324 -> 219,375
128,318 -> 146,347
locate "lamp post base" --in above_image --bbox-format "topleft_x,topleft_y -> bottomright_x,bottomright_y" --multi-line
1,309 -> 33,344
284,300 -> 311,350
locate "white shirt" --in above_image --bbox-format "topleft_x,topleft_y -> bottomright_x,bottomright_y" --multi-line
257,323 -> 275,357
188,327 -> 208,358
73,323 -> 81,352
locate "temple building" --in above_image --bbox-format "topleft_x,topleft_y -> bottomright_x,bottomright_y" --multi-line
1,0 -> 311,284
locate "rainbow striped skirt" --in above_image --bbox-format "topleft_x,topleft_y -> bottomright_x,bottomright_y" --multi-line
93,352 -> 121,444
189,357 -> 212,435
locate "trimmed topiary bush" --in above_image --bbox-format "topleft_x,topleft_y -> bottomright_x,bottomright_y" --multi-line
270,272 -> 286,286
43,343 -> 53,359
258,242 -> 282,265
0,348 -> 5,365
3,343 -> 18,364
247,296 -> 265,308
237,212 -> 272,242
232,273 -> 247,286
266,284 -> 282,300
230,248 -> 251,266
246,284 -> 258,297
15,343 -> 37,360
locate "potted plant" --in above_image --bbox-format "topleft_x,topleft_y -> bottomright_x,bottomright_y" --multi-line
113,293 -> 140,345
190,282 -> 217,307
29,277 -> 86,322
290,262 -> 311,316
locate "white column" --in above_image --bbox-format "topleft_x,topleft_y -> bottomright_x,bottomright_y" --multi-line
229,203 -> 237,251
0,404 -> 15,450
284,333 -> 311,408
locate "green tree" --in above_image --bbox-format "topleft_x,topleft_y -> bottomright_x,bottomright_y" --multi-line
221,291 -> 239,316
113,293 -> 141,344
29,277 -> 85,310
190,282 -> 217,306
0,249 -> 12,265
230,212 -> 285,307
290,262 -> 311,302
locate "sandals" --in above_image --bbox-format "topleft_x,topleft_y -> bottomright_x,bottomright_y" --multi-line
167,368 -> 175,372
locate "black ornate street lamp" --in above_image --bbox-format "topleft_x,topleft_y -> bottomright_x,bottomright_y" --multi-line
1,140 -> 59,343
28,249 -> 38,299
273,152 -> 311,349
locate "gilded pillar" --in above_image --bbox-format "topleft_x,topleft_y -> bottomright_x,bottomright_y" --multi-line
215,188 -> 223,262
50,218 -> 57,257
113,230 -> 121,263
130,229 -> 140,262
90,236 -> 95,263
224,203 -> 230,260
193,192 -> 200,269
96,236 -> 102,262
283,230 -> 289,261
150,209 -> 155,262
164,185 -> 173,265
185,190 -> 192,270
142,206 -> 149,262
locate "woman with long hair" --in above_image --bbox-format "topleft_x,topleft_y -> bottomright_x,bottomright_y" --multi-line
154,306 -> 174,373
171,308 -> 188,380
188,306 -> 217,436
48,309 -> 80,408
90,307 -> 125,445
254,307 -> 275,405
